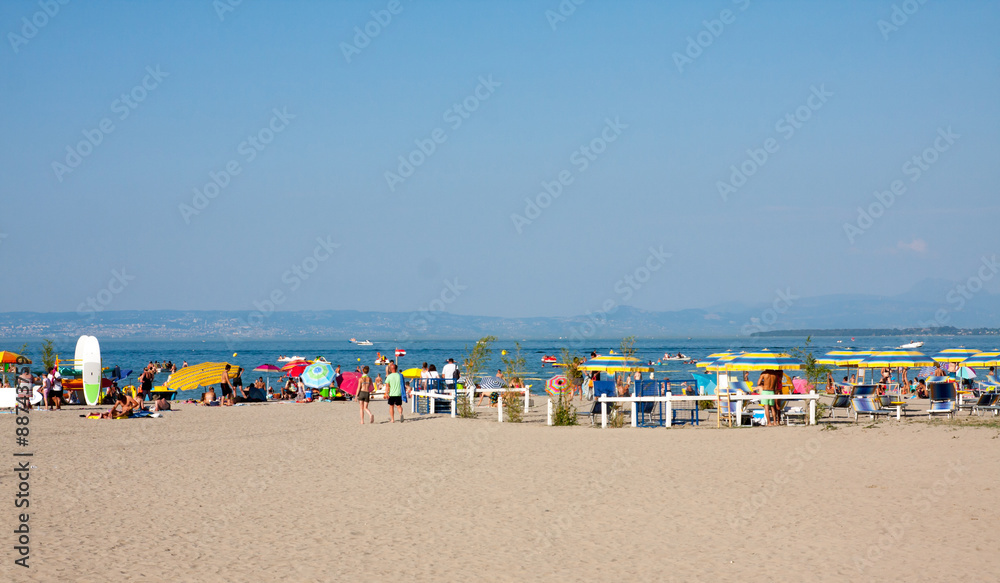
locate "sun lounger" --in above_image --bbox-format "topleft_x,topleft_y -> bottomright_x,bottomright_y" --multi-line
852,397 -> 894,422
926,382 -> 956,419
828,394 -> 852,418
588,381 -> 618,425
959,392 -> 996,415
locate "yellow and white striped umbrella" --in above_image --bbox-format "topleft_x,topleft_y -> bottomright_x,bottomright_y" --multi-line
163,362 -> 240,393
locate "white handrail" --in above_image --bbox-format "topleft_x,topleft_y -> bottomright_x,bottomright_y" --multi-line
594,391 -> 819,428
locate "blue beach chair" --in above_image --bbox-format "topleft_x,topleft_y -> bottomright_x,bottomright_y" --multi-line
926,381 -> 956,419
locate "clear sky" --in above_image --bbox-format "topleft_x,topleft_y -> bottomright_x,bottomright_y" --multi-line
1,0 -> 997,318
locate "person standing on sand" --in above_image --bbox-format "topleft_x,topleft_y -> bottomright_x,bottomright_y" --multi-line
758,369 -> 781,426
357,365 -> 375,424
385,363 -> 404,423
220,364 -> 235,406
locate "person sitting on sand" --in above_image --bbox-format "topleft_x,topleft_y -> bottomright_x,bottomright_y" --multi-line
101,394 -> 136,419
200,389 -> 217,406
153,394 -> 171,412
916,379 -> 928,399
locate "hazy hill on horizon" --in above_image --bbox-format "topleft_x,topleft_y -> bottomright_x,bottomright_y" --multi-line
1,279 -> 997,340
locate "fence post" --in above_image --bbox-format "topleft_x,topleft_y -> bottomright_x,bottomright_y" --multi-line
410,392 -> 416,414
666,396 -> 672,428
451,391 -> 456,418
631,399 -> 637,427
524,388 -> 530,412
498,392 -> 504,423
809,390 -> 816,425
547,398 -> 553,426
601,400 -> 607,429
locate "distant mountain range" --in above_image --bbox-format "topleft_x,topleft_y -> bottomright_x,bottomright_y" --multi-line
1,279 -> 997,340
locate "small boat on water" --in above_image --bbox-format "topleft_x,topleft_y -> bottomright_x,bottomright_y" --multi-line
356,340 -> 373,346
662,353 -> 688,361
541,355 -> 557,364
897,341 -> 924,349
277,355 -> 307,362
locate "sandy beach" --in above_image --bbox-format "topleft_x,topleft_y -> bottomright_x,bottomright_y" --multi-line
2,399 -> 998,582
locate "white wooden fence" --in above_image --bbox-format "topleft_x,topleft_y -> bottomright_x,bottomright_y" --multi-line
547,391 -> 820,428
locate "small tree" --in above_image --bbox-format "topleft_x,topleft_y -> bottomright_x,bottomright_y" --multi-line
458,335 -> 496,418
552,349 -> 579,425
500,342 -> 526,422
40,339 -> 56,371
789,336 -> 830,386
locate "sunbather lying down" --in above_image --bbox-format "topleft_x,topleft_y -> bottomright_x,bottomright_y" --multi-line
200,390 -> 218,406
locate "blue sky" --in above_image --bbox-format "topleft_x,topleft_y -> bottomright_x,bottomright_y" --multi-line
1,0 -> 997,318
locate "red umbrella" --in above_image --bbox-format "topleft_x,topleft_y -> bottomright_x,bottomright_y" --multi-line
284,364 -> 307,378
339,372 -> 362,396
280,359 -> 309,372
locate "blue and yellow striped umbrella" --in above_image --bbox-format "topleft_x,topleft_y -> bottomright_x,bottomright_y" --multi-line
696,351 -> 739,368
578,353 -> 653,373
816,350 -> 873,366
708,352 -> 803,371
164,362 -> 239,392
961,352 -> 1000,367
930,348 -> 980,363
858,351 -> 935,368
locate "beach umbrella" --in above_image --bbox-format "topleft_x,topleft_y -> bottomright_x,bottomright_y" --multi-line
280,359 -> 310,372
479,376 -> 506,390
545,375 -> 570,397
931,348 -> 980,364
338,371 -> 361,396
164,362 -> 240,393
300,362 -> 336,389
254,364 -> 280,387
0,351 -> 31,365
815,350 -> 873,366
708,352 -> 804,371
961,352 -> 1000,367
401,367 -> 423,378
955,367 -> 976,380
696,352 -> 739,368
578,354 -> 654,373
859,351 -> 935,368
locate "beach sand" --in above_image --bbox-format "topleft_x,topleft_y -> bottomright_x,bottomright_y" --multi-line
3,400 -> 999,582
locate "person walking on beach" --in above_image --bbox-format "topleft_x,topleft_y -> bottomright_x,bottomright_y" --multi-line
50,370 -> 63,410
385,363 -> 404,423
357,365 -> 375,424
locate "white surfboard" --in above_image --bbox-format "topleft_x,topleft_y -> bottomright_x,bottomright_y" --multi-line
74,335 -> 87,373
0,386 -> 17,408
80,335 -> 102,406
